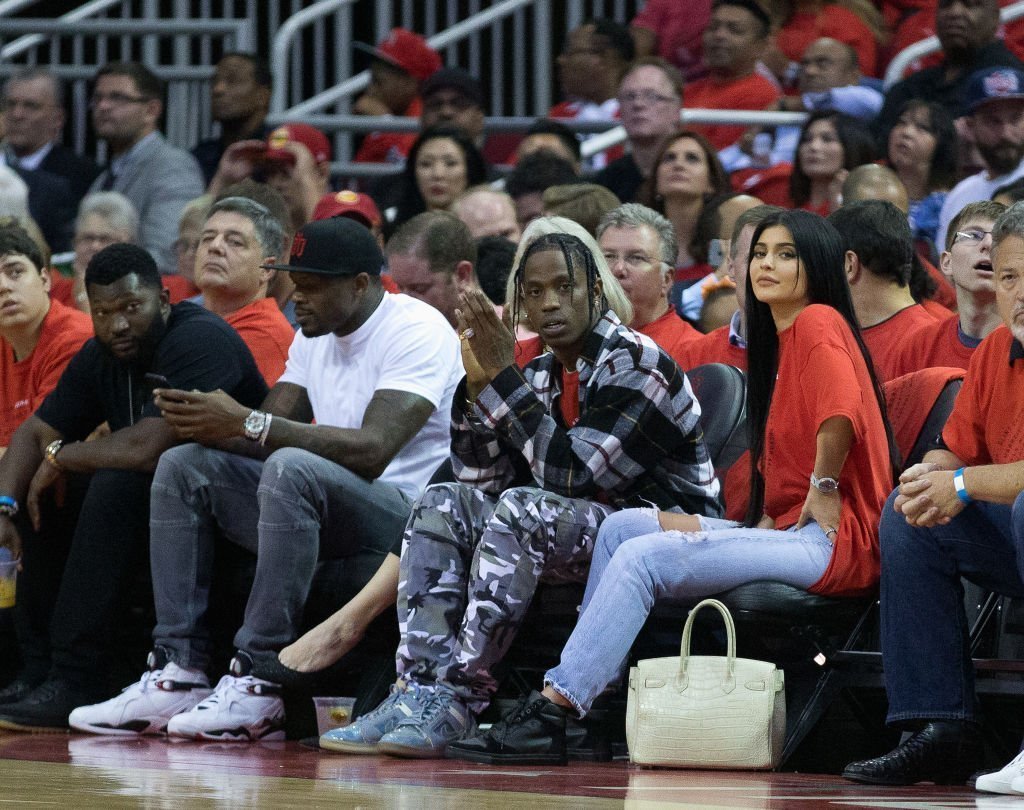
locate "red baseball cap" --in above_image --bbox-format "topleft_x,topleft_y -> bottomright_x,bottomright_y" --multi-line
312,190 -> 382,228
259,123 -> 332,167
354,28 -> 442,83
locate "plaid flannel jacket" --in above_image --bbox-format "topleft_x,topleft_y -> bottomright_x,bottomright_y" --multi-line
452,311 -> 722,516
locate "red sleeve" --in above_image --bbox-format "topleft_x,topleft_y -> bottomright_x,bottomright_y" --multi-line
941,333 -> 999,466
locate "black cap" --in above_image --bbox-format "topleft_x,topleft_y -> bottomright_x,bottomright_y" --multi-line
262,218 -> 384,277
962,66 -> 1024,116
421,67 -> 485,107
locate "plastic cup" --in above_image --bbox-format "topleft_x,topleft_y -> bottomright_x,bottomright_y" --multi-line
313,696 -> 355,736
0,558 -> 16,609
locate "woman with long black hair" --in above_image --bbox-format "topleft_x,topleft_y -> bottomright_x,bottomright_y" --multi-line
447,209 -> 898,765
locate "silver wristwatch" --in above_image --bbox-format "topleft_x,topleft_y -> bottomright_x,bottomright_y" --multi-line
810,472 -> 839,494
243,410 -> 269,441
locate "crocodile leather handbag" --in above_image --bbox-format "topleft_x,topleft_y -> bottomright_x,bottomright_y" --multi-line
625,598 -> 785,769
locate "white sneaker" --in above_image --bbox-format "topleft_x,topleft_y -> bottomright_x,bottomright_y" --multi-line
166,674 -> 284,741
69,663 -> 211,736
978,749 -> 1024,794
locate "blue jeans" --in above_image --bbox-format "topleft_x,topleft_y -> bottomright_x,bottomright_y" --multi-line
149,444 -> 412,671
879,488 -> 1024,725
544,508 -> 834,716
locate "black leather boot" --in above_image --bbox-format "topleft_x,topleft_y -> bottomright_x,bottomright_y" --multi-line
843,721 -> 985,785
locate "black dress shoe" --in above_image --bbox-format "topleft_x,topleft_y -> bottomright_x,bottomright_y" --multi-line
446,690 -> 570,765
842,721 -> 984,785
0,679 -> 103,733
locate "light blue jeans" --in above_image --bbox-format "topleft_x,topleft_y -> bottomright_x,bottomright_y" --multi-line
544,508 -> 834,716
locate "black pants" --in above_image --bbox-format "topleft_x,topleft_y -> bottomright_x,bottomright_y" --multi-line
17,469 -> 151,692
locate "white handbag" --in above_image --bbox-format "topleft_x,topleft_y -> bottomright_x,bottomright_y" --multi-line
625,598 -> 786,769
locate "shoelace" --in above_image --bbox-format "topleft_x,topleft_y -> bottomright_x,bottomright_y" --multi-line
396,688 -> 451,728
25,680 -> 65,705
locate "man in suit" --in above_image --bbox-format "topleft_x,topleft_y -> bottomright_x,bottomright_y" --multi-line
88,61 -> 205,275
0,69 -> 100,252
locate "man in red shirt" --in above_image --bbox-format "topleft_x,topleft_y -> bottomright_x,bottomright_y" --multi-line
596,203 -> 700,366
890,201 -> 1006,377
843,200 -> 1024,788
684,0 -> 781,151
352,29 -> 442,165
194,196 -> 295,385
549,20 -> 634,171
0,224 -> 93,452
828,200 -> 940,381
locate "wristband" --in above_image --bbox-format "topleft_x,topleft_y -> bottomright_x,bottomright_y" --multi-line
258,413 -> 273,446
953,467 -> 972,504
44,439 -> 65,471
0,496 -> 18,518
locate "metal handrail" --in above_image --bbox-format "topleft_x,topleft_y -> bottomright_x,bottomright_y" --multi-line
884,0 -> 1024,89
0,0 -> 130,61
273,0 -> 543,117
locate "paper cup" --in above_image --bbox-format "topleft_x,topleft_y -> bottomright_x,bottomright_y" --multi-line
0,559 -> 16,609
313,696 -> 356,736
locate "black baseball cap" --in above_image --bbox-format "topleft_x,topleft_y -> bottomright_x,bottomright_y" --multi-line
262,217 -> 384,277
421,67 -> 485,107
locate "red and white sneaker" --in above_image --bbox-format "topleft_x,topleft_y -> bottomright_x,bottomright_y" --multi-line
69,662 -> 212,736
166,668 -> 284,742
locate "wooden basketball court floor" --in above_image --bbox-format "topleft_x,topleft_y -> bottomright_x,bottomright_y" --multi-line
0,732 -> 992,809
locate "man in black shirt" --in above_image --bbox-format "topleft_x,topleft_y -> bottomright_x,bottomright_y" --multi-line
0,243 -> 267,731
876,0 -> 1023,142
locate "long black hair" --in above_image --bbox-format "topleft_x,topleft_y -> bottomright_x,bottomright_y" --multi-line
888,99 -> 958,194
743,209 -> 898,527
391,124 -> 488,233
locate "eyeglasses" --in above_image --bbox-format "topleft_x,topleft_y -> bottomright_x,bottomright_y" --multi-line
89,92 -> 150,108
954,229 -> 993,245
603,252 -> 662,270
617,91 -> 677,106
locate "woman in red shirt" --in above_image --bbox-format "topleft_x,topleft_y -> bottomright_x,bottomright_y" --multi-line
447,209 -> 898,765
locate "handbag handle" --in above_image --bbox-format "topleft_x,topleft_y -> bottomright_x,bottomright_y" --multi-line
677,598 -> 737,690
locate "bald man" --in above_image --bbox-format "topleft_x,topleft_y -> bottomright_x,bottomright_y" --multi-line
452,187 -> 521,242
842,164 -> 909,212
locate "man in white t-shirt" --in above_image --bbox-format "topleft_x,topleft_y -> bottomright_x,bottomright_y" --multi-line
68,217 -> 463,741
936,66 -> 1024,248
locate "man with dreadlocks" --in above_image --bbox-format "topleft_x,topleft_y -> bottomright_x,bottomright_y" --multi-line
321,216 -> 720,759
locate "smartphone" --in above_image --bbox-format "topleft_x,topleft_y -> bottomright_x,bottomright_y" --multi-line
143,373 -> 170,394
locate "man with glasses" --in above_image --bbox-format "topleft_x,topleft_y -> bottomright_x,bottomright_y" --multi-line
596,203 -> 700,365
594,57 -> 683,203
936,67 -> 1024,248
889,201 -> 1006,376
87,61 -> 205,276
0,69 -> 99,253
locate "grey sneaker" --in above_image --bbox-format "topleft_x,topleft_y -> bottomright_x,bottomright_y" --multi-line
319,682 -> 428,754
377,685 -> 475,759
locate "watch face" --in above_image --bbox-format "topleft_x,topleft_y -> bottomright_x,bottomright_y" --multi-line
812,474 -> 838,493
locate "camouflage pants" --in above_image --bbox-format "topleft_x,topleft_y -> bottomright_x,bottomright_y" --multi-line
395,483 -> 613,713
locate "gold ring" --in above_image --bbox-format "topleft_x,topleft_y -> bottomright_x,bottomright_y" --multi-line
460,328 -> 475,340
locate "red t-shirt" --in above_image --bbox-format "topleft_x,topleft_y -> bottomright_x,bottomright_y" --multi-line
684,73 -> 782,150
777,6 -> 879,76
353,97 -> 423,164
861,303 -> 941,382
732,163 -> 793,208
919,256 -> 957,313
888,314 -> 979,378
631,0 -> 712,80
763,305 -> 891,597
560,368 -> 581,428
162,274 -> 200,304
0,299 -> 93,446
678,325 -> 748,372
943,326 -> 1024,464
223,297 -> 296,386
636,308 -> 702,368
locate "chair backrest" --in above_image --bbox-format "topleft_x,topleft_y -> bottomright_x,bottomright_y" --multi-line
883,367 -> 965,471
686,363 -> 748,475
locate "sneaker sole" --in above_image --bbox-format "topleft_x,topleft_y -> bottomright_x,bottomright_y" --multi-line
841,769 -> 972,787
170,727 -> 286,742
318,736 -> 380,755
377,740 -> 448,759
445,747 -> 567,766
69,719 -> 167,737
0,718 -> 69,734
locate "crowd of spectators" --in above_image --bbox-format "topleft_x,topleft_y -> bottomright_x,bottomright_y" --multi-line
3,0 -> 1024,792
